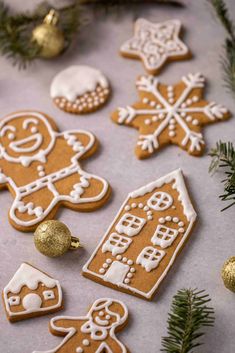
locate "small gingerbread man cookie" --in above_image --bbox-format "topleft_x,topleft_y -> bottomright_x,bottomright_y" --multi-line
111,73 -> 230,158
0,111 -> 111,231
33,298 -> 129,353
120,18 -> 190,74
2,263 -> 63,322
50,65 -> 111,114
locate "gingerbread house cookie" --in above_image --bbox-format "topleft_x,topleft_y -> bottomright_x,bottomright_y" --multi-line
2,263 -> 63,322
33,298 -> 129,353
83,169 -> 197,300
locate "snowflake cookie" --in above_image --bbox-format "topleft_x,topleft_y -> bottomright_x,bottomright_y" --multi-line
3,263 -> 63,322
111,73 -> 230,158
83,169 -> 197,300
50,65 -> 111,114
33,298 -> 129,353
0,111 -> 111,231
120,18 -> 190,74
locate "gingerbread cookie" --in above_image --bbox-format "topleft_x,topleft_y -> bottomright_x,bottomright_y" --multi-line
0,111 -> 111,231
33,298 -> 129,353
50,65 -> 111,114
120,18 -> 190,74
83,169 -> 197,300
111,73 -> 230,158
2,263 -> 63,322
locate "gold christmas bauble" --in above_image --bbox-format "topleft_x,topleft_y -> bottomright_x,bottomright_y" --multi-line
221,256 -> 235,292
34,220 -> 81,257
32,9 -> 65,59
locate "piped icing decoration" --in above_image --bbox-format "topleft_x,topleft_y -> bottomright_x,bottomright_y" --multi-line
111,73 -> 230,158
0,111 -> 110,230
83,169 -> 197,300
120,18 -> 190,74
2,263 -> 63,322
32,298 -> 129,353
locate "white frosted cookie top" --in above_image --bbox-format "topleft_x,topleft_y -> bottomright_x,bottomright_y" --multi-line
50,65 -> 109,101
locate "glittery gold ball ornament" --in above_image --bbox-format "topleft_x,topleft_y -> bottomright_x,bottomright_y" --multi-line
34,220 -> 81,257
32,9 -> 65,59
221,256 -> 235,292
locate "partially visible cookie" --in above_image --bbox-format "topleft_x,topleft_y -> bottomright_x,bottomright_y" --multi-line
2,263 -> 63,322
50,65 -> 111,114
120,18 -> 190,75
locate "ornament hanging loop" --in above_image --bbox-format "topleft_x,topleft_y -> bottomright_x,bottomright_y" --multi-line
44,9 -> 59,26
70,236 -> 82,250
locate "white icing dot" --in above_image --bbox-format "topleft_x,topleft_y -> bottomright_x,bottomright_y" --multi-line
192,119 -> 199,125
106,314 -> 111,320
172,205 -> 176,209
99,311 -> 104,316
145,119 -> 151,125
127,273 -> 133,278
73,104 -> 77,109
179,228 -> 185,233
178,221 -> 184,227
122,257 -> 127,263
39,171 -> 45,177
91,92 -> 96,97
99,268 -> 105,274
97,87 -> 102,92
170,118 -> 176,124
131,203 -> 137,208
31,126 -> 37,133
152,115 -> 158,122
100,98 -> 105,103
148,216 -> 153,220
143,98 -> 149,104
166,216 -> 172,221
169,131 -> 176,137
150,101 -> 156,107
169,98 -> 174,104
144,206 -> 149,211
104,89 -> 109,94
159,113 -> 165,119
167,85 -> 173,92
169,125 -> 175,130
116,255 -> 122,260
192,95 -> 199,102
124,278 -> 130,284
106,258 -> 112,264
130,268 -> 136,273
159,217 -> 165,224
138,203 -> 144,208
181,103 -> 186,108
84,94 -> 89,98
82,339 -> 89,346
173,217 -> 179,223
147,210 -> 152,215
76,99 -> 80,103
156,104 -> 162,109
180,112 -> 186,118
88,104 -> 93,109
186,98 -> 192,105
59,103 -> 65,108
127,260 -> 133,265
186,116 -> 192,122
76,347 -> 83,353
37,165 -> 44,171
103,263 -> 108,269
125,205 -> 131,211
168,92 -> 174,98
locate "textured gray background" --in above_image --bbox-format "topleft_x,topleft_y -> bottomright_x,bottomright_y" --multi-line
0,1 -> 235,352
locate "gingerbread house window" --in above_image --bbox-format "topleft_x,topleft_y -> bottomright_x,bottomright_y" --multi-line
8,296 -> 20,306
115,213 -> 146,236
43,290 -> 55,301
136,246 -> 165,272
147,192 -> 173,211
151,225 -> 178,249
102,233 -> 132,256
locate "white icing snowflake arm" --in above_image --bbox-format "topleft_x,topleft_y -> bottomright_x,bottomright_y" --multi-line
0,168 -> 8,185
59,130 -> 96,159
136,76 -> 170,108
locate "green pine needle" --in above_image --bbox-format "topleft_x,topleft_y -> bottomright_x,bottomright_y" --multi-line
161,289 -> 215,353
209,141 -> 235,211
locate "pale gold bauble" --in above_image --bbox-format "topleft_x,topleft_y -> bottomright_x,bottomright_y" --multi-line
221,256 -> 235,292
34,220 -> 81,257
32,9 -> 65,58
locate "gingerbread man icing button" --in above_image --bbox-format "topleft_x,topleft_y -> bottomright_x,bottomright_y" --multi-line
0,111 -> 111,231
33,298 -> 130,353
50,65 -> 111,114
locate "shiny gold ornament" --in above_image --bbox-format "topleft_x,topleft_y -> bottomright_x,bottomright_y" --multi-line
34,220 -> 81,257
221,256 -> 235,292
32,9 -> 65,58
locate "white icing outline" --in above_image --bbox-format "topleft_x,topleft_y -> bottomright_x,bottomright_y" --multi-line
83,169 -> 197,299
120,18 -> 189,73
9,133 -> 42,153
32,298 -> 128,353
3,263 -> 62,318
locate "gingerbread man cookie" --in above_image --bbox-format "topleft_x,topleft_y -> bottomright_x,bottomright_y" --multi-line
33,298 -> 129,353
120,18 -> 190,74
83,169 -> 197,300
2,263 -> 63,322
0,111 -> 111,231
112,73 -> 230,158
50,66 -> 111,114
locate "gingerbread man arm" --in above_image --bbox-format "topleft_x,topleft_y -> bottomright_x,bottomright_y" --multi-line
49,316 -> 84,336
58,130 -> 98,162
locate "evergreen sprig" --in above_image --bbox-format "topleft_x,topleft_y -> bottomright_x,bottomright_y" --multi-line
209,141 -> 235,211
209,0 -> 235,95
0,0 -> 182,69
161,288 -> 215,353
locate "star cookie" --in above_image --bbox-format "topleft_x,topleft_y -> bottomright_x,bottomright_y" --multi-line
120,18 -> 190,74
111,73 -> 230,158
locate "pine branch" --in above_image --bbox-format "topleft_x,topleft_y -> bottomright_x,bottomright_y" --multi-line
209,141 -> 235,211
161,288 -> 215,353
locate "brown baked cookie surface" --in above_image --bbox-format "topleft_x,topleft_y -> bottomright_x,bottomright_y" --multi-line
32,298 -> 130,353
0,110 -> 111,231
111,73 -> 230,158
2,263 -> 63,322
83,169 -> 197,300
51,66 -> 111,114
120,18 -> 191,74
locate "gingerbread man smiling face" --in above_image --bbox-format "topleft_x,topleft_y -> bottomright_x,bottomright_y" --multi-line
0,112 -> 55,167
